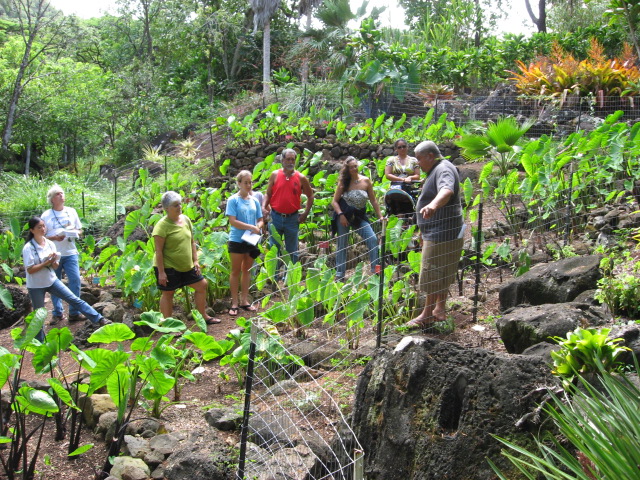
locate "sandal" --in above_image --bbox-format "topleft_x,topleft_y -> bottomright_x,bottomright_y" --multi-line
228,307 -> 239,316
205,317 -> 222,325
240,304 -> 257,312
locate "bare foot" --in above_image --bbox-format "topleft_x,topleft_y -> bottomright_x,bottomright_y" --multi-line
405,316 -> 436,328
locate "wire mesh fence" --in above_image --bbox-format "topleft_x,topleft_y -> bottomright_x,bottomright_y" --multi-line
1,90 -> 639,478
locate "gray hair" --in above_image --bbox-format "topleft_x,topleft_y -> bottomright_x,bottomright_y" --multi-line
47,184 -> 64,205
281,148 -> 297,159
414,141 -> 442,158
161,191 -> 182,209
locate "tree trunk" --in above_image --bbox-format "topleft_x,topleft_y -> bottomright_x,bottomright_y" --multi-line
301,13 -> 312,84
263,20 -> 271,96
1,0 -> 54,170
524,0 -> 546,33
24,143 -> 31,176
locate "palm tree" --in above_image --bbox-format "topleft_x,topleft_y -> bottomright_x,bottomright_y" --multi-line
249,0 -> 281,96
297,0 -> 324,84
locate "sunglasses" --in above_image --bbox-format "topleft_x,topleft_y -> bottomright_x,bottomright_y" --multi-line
397,145 -> 407,149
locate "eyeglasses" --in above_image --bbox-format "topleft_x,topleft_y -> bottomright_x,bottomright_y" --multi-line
171,203 -> 181,208
397,145 -> 407,149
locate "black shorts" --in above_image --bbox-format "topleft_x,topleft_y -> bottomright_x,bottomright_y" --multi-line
228,241 -> 260,259
154,267 -> 204,291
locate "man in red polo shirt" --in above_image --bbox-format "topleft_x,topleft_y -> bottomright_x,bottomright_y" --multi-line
263,148 -> 314,275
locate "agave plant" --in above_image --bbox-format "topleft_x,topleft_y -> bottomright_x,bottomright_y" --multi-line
455,116 -> 534,177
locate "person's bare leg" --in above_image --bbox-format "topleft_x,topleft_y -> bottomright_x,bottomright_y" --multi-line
160,290 -> 175,318
410,292 -> 437,324
229,253 -> 243,309
240,255 -> 255,306
192,278 -> 209,318
432,291 -> 448,322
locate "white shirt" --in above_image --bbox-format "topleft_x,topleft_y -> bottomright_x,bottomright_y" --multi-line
41,206 -> 81,256
22,238 -> 58,289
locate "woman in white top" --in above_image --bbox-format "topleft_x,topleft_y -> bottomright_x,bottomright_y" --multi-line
22,216 -> 109,341
41,185 -> 83,324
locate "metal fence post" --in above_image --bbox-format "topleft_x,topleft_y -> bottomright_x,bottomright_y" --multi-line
564,163 -> 574,246
472,197 -> 484,324
114,177 -> 118,223
82,191 -> 86,219
164,155 -> 168,184
354,449 -> 364,480
376,218 -> 387,348
209,124 -> 216,162
236,323 -> 258,480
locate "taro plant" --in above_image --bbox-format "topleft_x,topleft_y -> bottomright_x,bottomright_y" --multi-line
85,311 -> 231,476
220,316 -> 304,387
550,327 -> 630,388
257,250 -> 315,335
0,218 -> 24,267
0,309 -> 62,480
131,311 -> 233,417
98,237 -> 157,311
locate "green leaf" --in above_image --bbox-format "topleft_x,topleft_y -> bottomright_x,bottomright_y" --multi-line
0,285 -> 13,309
15,385 -> 58,415
14,308 -> 47,349
88,349 -> 131,395
134,311 -> 186,333
105,364 -> 131,407
88,323 -> 135,344
68,444 -> 94,457
48,378 -> 77,409
139,357 -> 174,395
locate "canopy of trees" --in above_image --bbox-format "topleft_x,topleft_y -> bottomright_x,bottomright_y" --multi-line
0,0 -> 634,171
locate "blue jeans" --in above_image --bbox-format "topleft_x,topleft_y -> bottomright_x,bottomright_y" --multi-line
336,218 -> 379,279
28,278 -> 102,341
269,211 -> 300,275
52,254 -> 81,317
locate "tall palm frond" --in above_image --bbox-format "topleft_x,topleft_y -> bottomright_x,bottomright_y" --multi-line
249,0 -> 280,32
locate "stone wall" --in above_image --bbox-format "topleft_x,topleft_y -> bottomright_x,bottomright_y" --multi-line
221,138 -> 463,179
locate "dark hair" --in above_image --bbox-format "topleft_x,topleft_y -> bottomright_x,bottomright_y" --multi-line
26,216 -> 43,242
339,156 -> 358,191
394,138 -> 408,149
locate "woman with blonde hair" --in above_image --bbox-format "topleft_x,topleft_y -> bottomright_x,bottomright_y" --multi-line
225,170 -> 263,316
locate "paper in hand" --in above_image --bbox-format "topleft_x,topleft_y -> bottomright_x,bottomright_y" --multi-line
241,230 -> 261,246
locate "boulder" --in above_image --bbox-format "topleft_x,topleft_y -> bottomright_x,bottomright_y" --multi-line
248,412 -> 296,451
205,408 -> 242,431
497,303 -> 608,354
499,255 -> 602,311
123,435 -> 151,459
110,456 -> 151,480
149,433 -> 181,455
163,438 -> 234,480
609,323 -> 640,366
349,336 -> 556,479
92,301 -> 125,322
81,393 -> 117,428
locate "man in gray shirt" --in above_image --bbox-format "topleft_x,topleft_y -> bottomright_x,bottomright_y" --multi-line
406,141 -> 464,330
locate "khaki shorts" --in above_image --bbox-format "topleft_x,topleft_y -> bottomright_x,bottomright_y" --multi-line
418,238 -> 464,295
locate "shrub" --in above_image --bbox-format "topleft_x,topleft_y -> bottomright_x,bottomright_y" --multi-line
489,363 -> 640,479
550,327 -> 630,388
